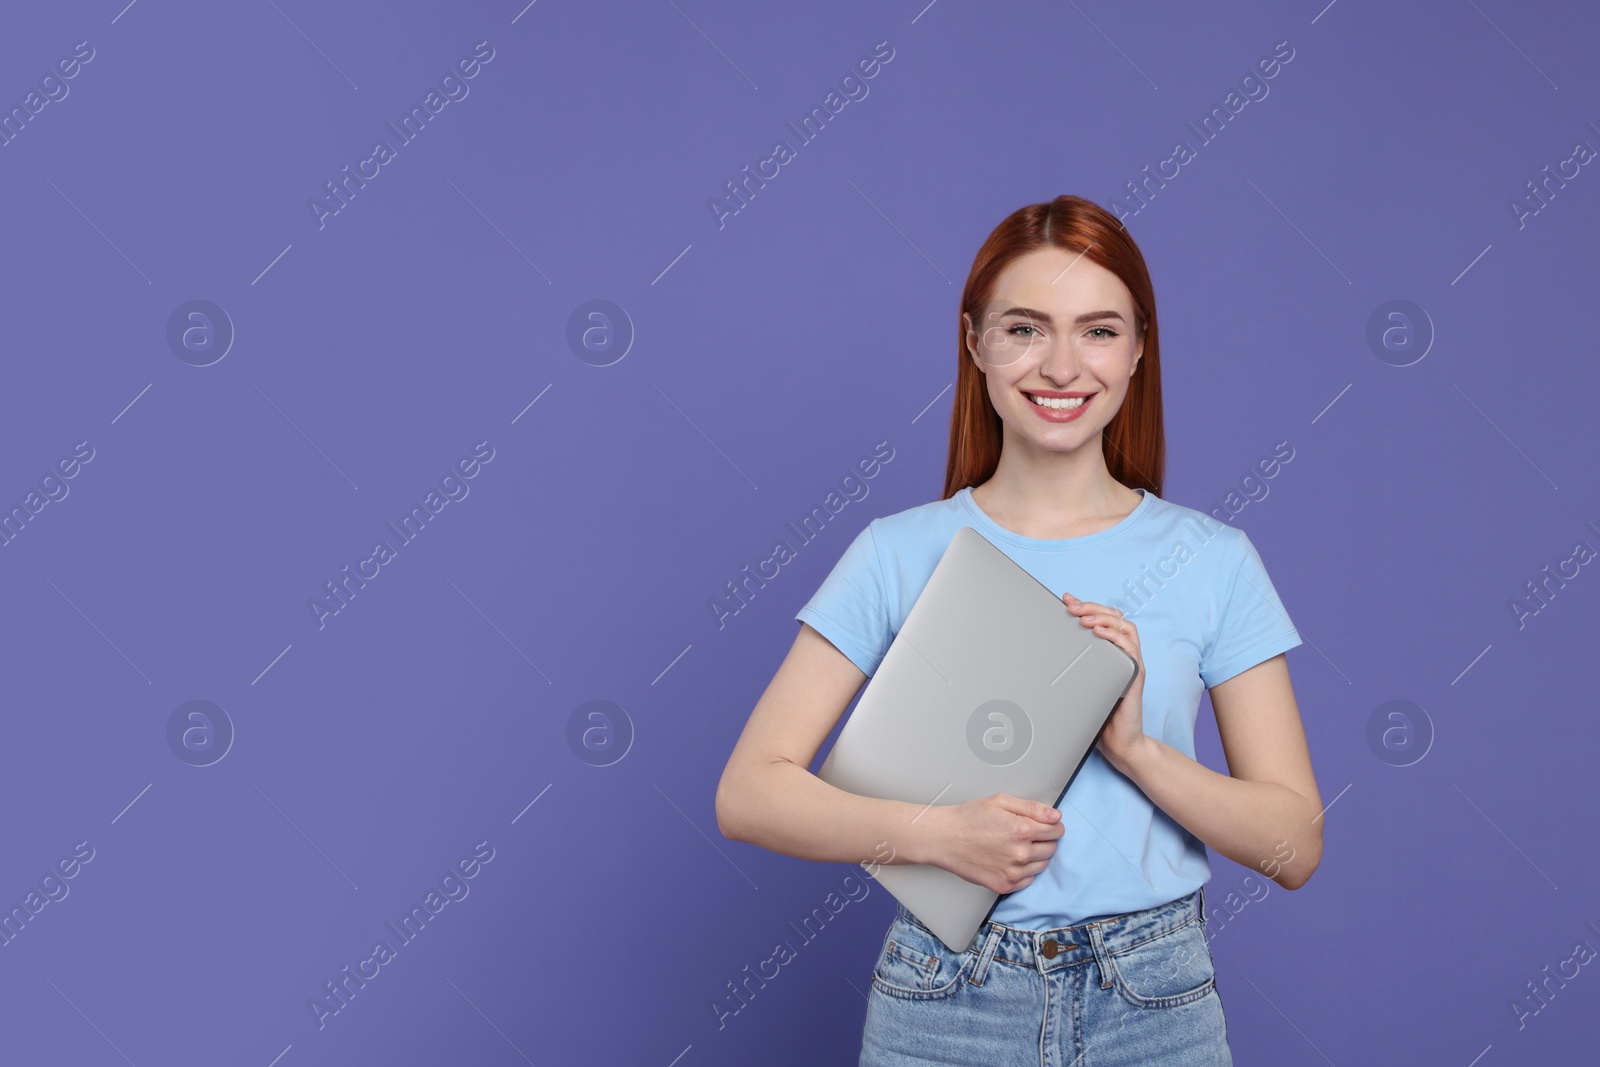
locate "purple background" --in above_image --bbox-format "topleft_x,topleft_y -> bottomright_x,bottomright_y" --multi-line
2,0 -> 1597,1063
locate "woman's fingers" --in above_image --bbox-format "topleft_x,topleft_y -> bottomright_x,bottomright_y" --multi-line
1062,593 -> 1140,648
1063,592 -> 1118,620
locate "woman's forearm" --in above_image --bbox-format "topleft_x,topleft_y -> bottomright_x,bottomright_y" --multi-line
716,759 -> 940,871
1110,736 -> 1323,889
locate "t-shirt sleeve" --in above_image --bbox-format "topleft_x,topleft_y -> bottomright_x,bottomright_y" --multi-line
794,522 -> 892,677
1199,530 -> 1303,689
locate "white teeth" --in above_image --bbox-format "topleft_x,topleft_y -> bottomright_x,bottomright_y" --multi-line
1028,393 -> 1087,410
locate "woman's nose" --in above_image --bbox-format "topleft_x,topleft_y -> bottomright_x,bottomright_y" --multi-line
1037,341 -> 1081,380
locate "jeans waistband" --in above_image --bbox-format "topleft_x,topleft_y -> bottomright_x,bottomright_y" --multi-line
895,887 -> 1205,970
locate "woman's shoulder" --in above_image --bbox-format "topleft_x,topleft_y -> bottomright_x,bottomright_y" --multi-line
1138,494 -> 1272,581
862,490 -> 971,542
1140,492 -> 1237,538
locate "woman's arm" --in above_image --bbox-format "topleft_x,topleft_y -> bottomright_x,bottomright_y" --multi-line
1106,653 -> 1324,890
715,622 -> 944,870
724,622 -> 1095,893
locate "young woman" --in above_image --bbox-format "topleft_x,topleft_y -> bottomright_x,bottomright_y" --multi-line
716,195 -> 1322,1066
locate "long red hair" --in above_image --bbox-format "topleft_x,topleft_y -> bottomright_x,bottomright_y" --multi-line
942,195 -> 1165,501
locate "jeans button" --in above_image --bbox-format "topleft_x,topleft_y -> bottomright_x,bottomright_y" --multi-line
1041,940 -> 1059,959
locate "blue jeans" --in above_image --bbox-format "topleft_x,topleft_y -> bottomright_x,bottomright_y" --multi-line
860,888 -> 1231,1066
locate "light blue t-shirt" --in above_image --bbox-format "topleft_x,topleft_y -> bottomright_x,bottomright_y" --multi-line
795,485 -> 1303,929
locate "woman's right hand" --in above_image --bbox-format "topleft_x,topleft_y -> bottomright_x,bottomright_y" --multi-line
926,794 -> 1065,895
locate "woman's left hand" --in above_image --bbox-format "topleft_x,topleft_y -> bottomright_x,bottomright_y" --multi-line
1063,592 -> 1148,774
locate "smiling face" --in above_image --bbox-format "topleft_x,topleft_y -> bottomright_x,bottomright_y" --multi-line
963,248 -> 1144,456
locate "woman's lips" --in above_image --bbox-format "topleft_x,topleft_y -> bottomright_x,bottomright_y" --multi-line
1024,391 -> 1093,423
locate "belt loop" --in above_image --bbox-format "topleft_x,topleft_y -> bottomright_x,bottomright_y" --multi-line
1197,884 -> 1207,927
968,924 -> 1003,986
1085,922 -> 1116,990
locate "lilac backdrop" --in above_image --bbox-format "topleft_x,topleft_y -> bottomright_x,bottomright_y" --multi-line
2,0 -> 1597,1064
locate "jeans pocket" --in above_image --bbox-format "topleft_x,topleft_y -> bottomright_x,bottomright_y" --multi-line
870,916 -> 974,1001
1105,915 -> 1216,1010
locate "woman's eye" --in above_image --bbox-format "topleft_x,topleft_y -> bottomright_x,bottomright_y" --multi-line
1088,326 -> 1118,339
1006,324 -> 1038,337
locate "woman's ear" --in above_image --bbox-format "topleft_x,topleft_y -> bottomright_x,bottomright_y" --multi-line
962,311 -> 983,369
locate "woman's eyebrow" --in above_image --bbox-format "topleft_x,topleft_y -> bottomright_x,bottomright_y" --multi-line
996,306 -> 1126,325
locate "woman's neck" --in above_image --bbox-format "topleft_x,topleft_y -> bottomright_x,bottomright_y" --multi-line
970,451 -> 1140,541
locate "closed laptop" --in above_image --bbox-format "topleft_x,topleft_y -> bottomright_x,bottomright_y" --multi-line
816,525 -> 1138,952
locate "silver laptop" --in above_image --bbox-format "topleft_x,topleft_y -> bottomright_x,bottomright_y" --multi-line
816,525 -> 1138,952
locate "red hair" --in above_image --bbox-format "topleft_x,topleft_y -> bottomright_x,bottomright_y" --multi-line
942,195 -> 1165,501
